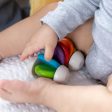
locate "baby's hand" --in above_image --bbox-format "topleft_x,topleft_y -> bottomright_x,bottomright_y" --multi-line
20,24 -> 58,61
0,78 -> 56,103
107,74 -> 112,92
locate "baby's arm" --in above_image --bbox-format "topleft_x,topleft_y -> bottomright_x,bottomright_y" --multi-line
21,0 -> 100,60
41,0 -> 100,39
0,78 -> 112,112
0,3 -> 57,59
0,16 -> 37,59
86,0 -> 112,84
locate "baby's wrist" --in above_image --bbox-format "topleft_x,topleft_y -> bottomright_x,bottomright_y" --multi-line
41,82 -> 62,109
41,23 -> 59,40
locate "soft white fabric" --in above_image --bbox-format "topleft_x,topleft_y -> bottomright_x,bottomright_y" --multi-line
0,57 -> 97,112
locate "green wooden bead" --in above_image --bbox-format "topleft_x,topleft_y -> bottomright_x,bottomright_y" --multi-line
34,64 -> 56,79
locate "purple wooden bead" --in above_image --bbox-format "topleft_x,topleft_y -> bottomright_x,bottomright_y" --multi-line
53,44 -> 65,65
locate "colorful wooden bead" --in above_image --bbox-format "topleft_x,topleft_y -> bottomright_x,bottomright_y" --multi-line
59,38 -> 75,65
69,51 -> 84,71
60,38 -> 75,57
38,53 -> 60,69
54,65 -> 70,83
53,43 -> 65,65
35,63 -> 56,78
32,59 -> 41,75
59,43 -> 69,65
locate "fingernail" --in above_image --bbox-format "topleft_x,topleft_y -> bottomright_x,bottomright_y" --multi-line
46,57 -> 51,62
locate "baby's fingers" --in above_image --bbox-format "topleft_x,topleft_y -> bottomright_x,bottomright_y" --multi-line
107,74 -> 112,92
20,45 -> 40,61
45,44 -> 55,61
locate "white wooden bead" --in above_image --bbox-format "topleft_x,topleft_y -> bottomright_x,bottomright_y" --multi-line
54,65 -> 70,83
69,51 -> 84,71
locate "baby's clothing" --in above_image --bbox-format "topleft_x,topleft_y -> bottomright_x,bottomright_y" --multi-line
41,0 -> 112,84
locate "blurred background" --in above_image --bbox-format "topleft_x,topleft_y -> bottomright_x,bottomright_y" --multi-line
16,0 -> 29,7
0,0 -> 30,31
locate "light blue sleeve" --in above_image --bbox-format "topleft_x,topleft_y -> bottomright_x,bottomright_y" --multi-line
41,0 -> 100,39
86,0 -> 112,83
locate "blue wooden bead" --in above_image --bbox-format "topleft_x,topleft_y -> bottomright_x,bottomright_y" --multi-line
38,53 -> 60,69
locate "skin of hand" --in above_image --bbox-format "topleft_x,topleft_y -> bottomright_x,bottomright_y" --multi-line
20,24 -> 58,61
0,3 -> 58,59
0,78 -> 112,112
0,78 -> 55,104
107,74 -> 112,92
0,2 -> 112,112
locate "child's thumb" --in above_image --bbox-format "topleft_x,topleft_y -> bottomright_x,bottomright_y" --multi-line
107,74 -> 112,92
45,44 -> 55,61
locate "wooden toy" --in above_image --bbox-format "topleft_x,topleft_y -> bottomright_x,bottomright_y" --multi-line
32,38 -> 84,83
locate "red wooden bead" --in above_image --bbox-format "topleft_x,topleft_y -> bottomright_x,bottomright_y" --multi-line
59,38 -> 76,65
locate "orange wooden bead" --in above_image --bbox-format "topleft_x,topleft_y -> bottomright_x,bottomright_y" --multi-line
61,38 -> 75,57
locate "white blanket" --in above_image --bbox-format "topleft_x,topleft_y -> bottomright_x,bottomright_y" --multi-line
0,57 -> 97,112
